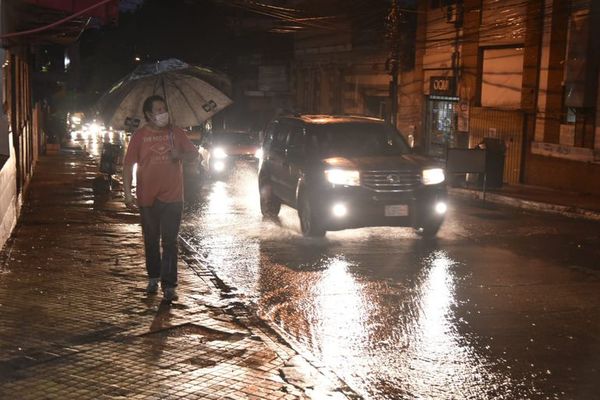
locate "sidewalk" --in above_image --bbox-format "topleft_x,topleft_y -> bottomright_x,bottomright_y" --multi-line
449,183 -> 600,222
0,151 -> 355,400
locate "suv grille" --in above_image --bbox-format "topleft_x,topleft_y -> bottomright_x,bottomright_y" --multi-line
361,170 -> 422,192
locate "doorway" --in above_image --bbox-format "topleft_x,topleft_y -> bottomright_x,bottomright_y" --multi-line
425,96 -> 460,159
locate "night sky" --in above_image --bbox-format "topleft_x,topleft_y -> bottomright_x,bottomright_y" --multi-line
79,1 -> 286,102
66,0 -> 413,117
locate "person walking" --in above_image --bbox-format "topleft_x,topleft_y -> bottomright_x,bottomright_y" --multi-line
123,95 -> 198,302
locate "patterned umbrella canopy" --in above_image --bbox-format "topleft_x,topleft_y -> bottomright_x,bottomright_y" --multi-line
96,59 -> 232,130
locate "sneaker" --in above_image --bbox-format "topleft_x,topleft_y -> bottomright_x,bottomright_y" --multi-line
146,278 -> 160,294
163,287 -> 179,302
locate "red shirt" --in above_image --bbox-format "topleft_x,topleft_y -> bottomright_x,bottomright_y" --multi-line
124,125 -> 197,207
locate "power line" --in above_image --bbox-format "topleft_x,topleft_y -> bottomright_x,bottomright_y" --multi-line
0,0 -> 118,40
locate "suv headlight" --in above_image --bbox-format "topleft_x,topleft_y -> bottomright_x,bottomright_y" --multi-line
422,168 -> 445,185
213,147 -> 227,159
325,169 -> 360,186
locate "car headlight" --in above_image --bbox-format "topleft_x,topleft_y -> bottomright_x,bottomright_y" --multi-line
213,147 -> 227,159
325,169 -> 360,186
213,160 -> 226,172
422,168 -> 445,185
89,122 -> 102,134
255,148 -> 263,159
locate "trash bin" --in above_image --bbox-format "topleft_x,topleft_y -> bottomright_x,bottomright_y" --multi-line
99,143 -> 123,176
477,137 -> 505,188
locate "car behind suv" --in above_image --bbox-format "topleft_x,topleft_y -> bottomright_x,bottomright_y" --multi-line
258,115 -> 448,237
198,130 -> 260,176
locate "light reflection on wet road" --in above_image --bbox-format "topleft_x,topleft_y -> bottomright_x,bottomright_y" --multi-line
181,163 -> 600,399
69,125 -> 127,156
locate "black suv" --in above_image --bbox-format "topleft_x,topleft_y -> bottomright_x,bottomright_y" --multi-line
258,115 -> 448,237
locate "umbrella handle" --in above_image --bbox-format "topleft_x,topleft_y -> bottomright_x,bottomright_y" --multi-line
168,129 -> 179,163
168,129 -> 175,150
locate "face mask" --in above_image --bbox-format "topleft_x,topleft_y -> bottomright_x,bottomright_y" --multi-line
153,112 -> 169,127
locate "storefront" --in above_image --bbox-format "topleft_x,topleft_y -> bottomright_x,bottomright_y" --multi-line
424,76 -> 467,159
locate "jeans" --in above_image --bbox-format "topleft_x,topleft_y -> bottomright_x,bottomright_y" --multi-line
140,200 -> 183,289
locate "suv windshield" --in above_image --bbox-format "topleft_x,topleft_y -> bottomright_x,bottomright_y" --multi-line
308,122 -> 410,158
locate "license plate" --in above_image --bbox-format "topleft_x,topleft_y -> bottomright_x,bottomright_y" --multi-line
385,204 -> 409,217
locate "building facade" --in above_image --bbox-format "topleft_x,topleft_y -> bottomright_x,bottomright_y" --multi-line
1,18 -> 40,249
399,0 -> 600,193
291,1 -> 397,121
0,0 -> 118,250
0,46 -> 18,247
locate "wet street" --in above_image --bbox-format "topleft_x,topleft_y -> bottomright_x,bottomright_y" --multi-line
180,162 -> 600,400
6,0 -> 600,397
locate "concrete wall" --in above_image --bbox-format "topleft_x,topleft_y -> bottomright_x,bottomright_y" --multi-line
0,48 -> 39,251
596,67 -> 600,152
525,155 -> 600,195
0,47 -> 17,250
0,129 -> 17,251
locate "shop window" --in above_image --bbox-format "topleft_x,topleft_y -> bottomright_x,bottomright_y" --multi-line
560,85 -> 595,148
562,106 -> 595,148
427,98 -> 458,159
564,107 -> 577,125
561,84 -> 577,125
563,8 -> 593,108
480,47 -> 524,109
559,6 -> 596,150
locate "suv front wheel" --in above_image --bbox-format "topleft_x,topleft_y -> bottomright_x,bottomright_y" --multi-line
259,178 -> 281,217
298,195 -> 326,237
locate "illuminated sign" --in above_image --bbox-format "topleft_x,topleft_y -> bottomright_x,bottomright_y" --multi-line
430,77 -> 455,96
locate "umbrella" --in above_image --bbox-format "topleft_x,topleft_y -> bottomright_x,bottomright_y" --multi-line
96,59 -> 232,130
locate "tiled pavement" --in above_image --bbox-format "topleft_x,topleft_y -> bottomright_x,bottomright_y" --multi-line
0,152 -> 355,399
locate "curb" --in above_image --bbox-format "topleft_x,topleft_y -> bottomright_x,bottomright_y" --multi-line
449,187 -> 600,222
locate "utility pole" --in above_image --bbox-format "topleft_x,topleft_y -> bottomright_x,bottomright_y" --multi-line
450,1 -> 463,98
386,0 -> 402,127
